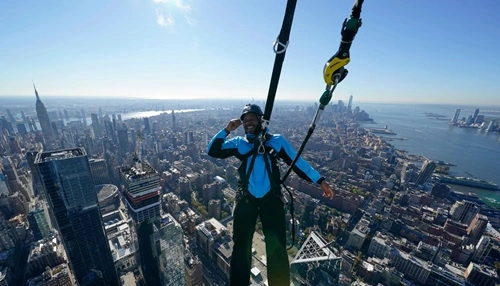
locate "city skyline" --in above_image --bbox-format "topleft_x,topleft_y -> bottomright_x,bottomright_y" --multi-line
0,88 -> 499,284
1,0 -> 500,105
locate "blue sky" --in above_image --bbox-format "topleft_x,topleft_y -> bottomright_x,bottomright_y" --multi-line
1,0 -> 499,105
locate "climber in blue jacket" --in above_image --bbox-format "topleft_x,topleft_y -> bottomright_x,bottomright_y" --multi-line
207,103 -> 334,285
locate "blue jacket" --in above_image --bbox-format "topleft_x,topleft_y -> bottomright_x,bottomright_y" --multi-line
207,129 -> 325,198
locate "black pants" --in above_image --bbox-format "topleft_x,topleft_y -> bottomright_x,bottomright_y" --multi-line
230,191 -> 289,286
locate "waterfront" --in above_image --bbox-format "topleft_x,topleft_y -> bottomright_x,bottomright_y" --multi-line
109,102 -> 500,208
118,109 -> 204,121
359,103 -> 500,208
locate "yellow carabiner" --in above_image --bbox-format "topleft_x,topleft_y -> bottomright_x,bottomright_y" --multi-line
323,56 -> 350,85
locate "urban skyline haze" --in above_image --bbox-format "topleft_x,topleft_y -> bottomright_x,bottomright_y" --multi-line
1,0 -> 499,105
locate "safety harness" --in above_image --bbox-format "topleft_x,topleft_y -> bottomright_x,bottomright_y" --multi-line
237,135 -> 282,200
245,0 -> 365,250
236,134 -> 297,250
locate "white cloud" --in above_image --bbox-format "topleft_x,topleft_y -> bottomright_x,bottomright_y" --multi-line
153,0 -> 196,28
156,10 -> 175,27
184,14 -> 197,26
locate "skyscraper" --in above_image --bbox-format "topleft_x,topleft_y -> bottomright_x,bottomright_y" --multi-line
80,108 -> 87,125
155,213 -> 186,285
472,108 -> 480,123
16,123 -> 28,136
89,158 -> 110,185
400,162 -> 418,184
6,109 -> 16,124
120,159 -> 161,285
473,236 -> 492,263
90,113 -> 101,139
120,161 -> 160,223
451,108 -> 461,124
416,159 -> 436,185
0,116 -> 14,135
35,148 -> 118,286
172,110 -> 176,130
27,201 -> 52,240
117,126 -> 129,155
450,200 -> 479,226
34,84 -> 56,148
144,117 -> 151,134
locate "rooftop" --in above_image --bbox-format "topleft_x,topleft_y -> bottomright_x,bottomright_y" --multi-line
96,184 -> 119,201
120,161 -> 158,182
35,147 -> 86,163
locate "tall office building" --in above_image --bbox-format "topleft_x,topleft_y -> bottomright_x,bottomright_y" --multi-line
35,148 -> 118,286
6,109 -> 16,124
464,262 -> 499,285
21,110 -> 27,123
8,136 -> 22,154
185,251 -> 203,286
184,131 -> 194,145
486,121 -> 494,132
62,110 -> 69,122
144,117 -> 151,134
120,161 -> 160,223
472,108 -> 480,123
450,200 -> 479,226
16,123 -> 28,136
117,126 -> 129,155
416,159 -> 436,185
467,214 -> 488,243
475,115 -> 485,124
337,100 -> 345,113
347,94 -> 353,110
473,236 -> 493,263
451,108 -> 461,124
91,113 -> 101,139
172,110 -> 176,130
401,162 -> 418,184
155,213 -> 186,285
27,201 -> 52,240
120,159 -> 161,285
81,108 -> 87,125
0,116 -> 12,135
34,84 -> 56,148
1,156 -> 19,182
89,158 -> 110,185
26,147 -> 45,198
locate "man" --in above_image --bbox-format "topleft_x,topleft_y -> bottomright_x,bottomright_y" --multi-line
207,103 -> 334,285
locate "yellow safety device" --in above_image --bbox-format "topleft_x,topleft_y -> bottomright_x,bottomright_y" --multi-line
323,57 -> 350,85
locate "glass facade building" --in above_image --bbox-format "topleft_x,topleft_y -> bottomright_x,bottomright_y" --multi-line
35,148 -> 118,286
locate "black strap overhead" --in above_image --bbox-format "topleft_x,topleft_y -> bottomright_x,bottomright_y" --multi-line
262,0 -> 297,131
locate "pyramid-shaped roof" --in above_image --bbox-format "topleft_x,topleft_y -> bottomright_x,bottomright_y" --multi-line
291,231 -> 340,264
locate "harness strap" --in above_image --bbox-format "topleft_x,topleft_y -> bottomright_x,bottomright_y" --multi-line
245,151 -> 258,185
237,141 -> 297,250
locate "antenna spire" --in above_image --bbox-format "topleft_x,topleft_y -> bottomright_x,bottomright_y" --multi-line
33,82 -> 41,101
135,130 -> 143,171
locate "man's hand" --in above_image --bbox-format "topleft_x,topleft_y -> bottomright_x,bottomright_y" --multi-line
225,119 -> 242,133
320,181 -> 334,199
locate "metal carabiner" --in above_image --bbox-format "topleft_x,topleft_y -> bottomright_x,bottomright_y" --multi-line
273,36 -> 289,54
257,139 -> 266,154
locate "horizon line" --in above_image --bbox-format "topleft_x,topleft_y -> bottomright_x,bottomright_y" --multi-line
0,95 -> 499,107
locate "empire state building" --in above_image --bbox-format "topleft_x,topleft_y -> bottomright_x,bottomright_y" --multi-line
34,84 -> 56,148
